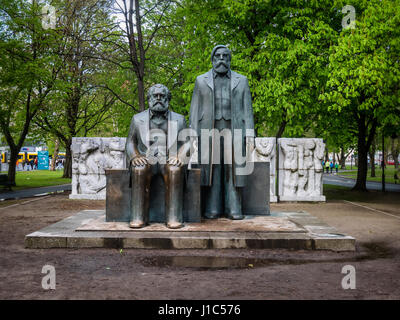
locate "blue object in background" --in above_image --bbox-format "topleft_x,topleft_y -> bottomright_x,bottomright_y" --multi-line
37,151 -> 49,170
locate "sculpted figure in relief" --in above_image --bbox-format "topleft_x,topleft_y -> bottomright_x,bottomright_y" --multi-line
281,139 -> 298,196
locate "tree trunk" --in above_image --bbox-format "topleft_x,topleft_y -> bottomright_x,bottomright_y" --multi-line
353,139 -> 368,191
353,113 -> 377,191
325,147 -> 329,163
62,139 -> 72,179
353,113 -> 368,191
275,118 -> 287,138
369,140 -> 376,177
51,138 -> 60,171
340,147 -> 346,169
137,77 -> 146,111
391,137 -> 399,170
7,148 -> 18,186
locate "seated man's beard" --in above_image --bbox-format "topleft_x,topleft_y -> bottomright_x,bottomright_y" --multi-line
150,103 -> 168,125
151,102 -> 167,112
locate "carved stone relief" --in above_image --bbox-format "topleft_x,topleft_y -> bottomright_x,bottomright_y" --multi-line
278,138 -> 326,201
70,136 -> 325,202
69,137 -> 126,200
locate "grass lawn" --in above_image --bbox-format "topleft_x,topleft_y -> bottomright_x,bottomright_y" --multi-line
323,183 -> 399,203
338,166 -> 398,184
0,170 -> 71,191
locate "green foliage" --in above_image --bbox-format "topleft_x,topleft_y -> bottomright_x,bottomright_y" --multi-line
33,0 -> 118,144
322,0 -> 400,123
174,0 -> 345,137
1,0 -> 399,187
0,0 -> 64,185
0,0 -> 61,148
319,0 -> 400,189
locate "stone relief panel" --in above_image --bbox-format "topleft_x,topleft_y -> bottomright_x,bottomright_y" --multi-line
70,137 -> 126,199
278,138 -> 325,201
70,136 -> 325,202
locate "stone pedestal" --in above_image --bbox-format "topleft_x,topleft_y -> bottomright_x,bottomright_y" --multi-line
105,168 -> 202,223
242,162 -> 270,215
25,210 -> 356,251
105,162 -> 270,223
252,137 -> 277,202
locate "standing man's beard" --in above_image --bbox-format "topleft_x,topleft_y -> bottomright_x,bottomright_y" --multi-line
213,61 -> 229,74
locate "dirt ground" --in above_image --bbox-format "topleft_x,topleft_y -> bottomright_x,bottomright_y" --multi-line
0,191 -> 399,300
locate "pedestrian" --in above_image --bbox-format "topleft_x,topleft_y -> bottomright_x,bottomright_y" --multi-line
34,157 -> 38,169
325,160 -> 330,173
330,161 -> 334,173
335,162 -> 339,174
30,159 -> 34,170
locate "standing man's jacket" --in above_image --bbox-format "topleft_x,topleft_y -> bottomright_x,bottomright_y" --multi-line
189,69 -> 254,187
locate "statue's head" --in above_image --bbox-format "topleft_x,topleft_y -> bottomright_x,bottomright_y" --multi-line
211,45 -> 231,75
147,84 -> 171,113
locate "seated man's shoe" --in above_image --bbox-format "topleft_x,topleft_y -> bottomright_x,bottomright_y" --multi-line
129,220 -> 146,228
204,212 -> 220,219
167,221 -> 184,229
226,212 -> 244,220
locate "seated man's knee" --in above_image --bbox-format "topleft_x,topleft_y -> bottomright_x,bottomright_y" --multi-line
166,164 -> 182,174
133,164 -> 150,175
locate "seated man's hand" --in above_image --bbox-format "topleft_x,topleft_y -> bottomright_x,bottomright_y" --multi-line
167,156 -> 183,167
131,155 -> 148,167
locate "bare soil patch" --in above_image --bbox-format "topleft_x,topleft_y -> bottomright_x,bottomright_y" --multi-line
0,191 -> 399,299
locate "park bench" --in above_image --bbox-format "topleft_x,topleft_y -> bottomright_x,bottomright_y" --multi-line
0,174 -> 12,191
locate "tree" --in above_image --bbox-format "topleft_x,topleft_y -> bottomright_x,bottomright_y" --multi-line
33,0 -> 116,178
102,0 -> 177,111
321,0 -> 400,191
173,0 -> 348,139
0,0 -> 61,185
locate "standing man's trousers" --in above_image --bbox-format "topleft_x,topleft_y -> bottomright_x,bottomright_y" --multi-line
204,119 -> 242,218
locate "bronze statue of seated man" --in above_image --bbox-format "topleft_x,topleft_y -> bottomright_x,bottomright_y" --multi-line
125,84 -> 190,229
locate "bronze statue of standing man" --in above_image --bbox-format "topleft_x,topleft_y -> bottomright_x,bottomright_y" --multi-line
189,45 -> 255,220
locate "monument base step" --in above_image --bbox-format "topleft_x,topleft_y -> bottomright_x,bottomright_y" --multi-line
25,210 -> 355,251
